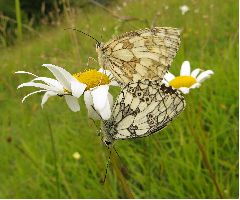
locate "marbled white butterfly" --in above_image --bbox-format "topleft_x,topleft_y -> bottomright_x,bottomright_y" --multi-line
101,79 -> 186,146
96,27 -> 180,85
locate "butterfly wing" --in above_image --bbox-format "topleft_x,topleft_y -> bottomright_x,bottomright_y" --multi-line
102,80 -> 185,140
98,27 -> 181,84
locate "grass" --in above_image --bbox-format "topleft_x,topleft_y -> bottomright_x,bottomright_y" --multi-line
15,0 -> 22,41
0,0 -> 238,198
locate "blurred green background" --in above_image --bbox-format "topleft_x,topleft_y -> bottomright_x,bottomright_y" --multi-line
0,0 -> 238,198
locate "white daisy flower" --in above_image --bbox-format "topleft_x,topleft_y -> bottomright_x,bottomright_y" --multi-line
74,67 -> 118,120
179,5 -> 190,15
16,64 -> 118,120
16,64 -> 86,112
163,61 -> 214,94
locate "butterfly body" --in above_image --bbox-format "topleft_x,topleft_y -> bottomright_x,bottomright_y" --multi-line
101,79 -> 186,146
96,27 -> 181,85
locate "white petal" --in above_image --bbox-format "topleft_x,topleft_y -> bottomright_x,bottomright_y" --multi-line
191,68 -> 201,78
97,93 -> 113,120
109,80 -> 120,86
162,79 -> 169,86
98,67 -> 117,85
98,98 -> 112,120
84,91 -> 93,107
41,91 -> 58,108
98,68 -> 113,78
91,85 -> 109,111
108,93 -> 113,109
17,82 -> 57,91
98,68 -> 105,73
196,70 -> 214,83
32,77 -> 64,91
42,64 -> 75,91
70,79 -> 86,98
21,90 -> 47,103
84,91 -> 101,120
179,87 -> 190,94
180,61 -> 191,76
64,95 -> 80,112
190,83 -> 201,89
15,71 -> 38,77
164,72 -> 175,81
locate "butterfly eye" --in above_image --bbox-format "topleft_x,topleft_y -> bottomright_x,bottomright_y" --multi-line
104,140 -> 112,146
96,42 -> 102,49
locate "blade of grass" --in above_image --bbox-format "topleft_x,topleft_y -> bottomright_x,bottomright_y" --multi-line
111,150 -> 135,198
187,99 -> 224,198
14,143 -> 56,186
46,115 -> 60,198
15,0 -> 22,40
147,137 -> 152,198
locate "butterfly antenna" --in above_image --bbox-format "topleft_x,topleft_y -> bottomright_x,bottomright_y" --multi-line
64,27 -> 101,46
101,148 -> 112,184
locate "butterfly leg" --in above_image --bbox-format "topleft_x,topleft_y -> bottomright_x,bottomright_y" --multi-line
100,148 -> 112,184
90,119 -> 102,136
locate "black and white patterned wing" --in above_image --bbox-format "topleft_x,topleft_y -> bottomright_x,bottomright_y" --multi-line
103,80 -> 185,140
97,27 -> 180,84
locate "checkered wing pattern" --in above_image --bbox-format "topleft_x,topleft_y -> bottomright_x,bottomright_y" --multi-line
102,79 -> 185,140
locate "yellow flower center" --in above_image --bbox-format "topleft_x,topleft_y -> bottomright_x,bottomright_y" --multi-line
73,69 -> 110,90
169,76 -> 197,89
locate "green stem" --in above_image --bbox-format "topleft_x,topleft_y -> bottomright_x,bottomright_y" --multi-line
192,134 -> 224,198
187,99 -> 223,198
147,137 -> 152,198
47,116 -> 60,198
111,150 -> 135,198
15,0 -> 22,40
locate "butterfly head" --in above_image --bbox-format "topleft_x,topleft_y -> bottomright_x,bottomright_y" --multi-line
101,122 -> 114,147
103,139 -> 112,147
96,42 -> 103,49
102,131 -> 114,147
96,42 -> 105,67
95,42 -> 104,54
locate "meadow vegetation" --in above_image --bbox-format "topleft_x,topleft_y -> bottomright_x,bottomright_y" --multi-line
0,0 -> 238,198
